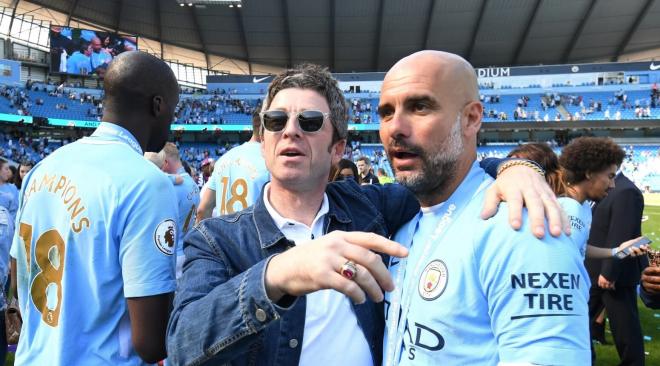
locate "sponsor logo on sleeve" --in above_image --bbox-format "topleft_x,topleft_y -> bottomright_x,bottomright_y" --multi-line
418,260 -> 448,301
154,219 -> 176,255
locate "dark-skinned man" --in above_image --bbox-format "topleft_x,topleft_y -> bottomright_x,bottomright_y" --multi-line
9,51 -> 180,365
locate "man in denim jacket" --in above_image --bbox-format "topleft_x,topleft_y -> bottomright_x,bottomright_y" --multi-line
167,64 -> 565,366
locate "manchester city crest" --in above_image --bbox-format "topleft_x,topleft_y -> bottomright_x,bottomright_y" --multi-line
418,260 -> 448,301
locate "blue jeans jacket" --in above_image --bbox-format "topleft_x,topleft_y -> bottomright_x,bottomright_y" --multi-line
167,179 -> 419,366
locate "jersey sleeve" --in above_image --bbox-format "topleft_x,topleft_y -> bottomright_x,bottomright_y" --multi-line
475,203 -> 591,364
558,197 -> 589,255
118,172 -> 178,298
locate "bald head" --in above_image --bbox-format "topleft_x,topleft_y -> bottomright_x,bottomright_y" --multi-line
102,51 -> 180,152
379,50 -> 484,206
104,51 -> 178,110
385,50 -> 479,105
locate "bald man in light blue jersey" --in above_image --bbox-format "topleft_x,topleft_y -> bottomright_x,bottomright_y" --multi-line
197,108 -> 269,222
380,51 -> 590,365
9,51 -> 180,365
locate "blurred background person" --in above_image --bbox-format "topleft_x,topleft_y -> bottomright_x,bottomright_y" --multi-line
332,158 -> 359,182
14,160 -> 33,190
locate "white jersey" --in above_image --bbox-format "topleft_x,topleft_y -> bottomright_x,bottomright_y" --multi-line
209,141 -> 269,214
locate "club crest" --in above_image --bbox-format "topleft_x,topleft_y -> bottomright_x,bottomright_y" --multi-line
418,260 -> 448,300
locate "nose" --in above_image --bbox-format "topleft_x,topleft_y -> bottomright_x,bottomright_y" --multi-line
281,113 -> 302,138
381,109 -> 411,142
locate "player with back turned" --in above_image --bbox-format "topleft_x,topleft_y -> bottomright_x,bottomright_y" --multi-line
10,51 -> 180,365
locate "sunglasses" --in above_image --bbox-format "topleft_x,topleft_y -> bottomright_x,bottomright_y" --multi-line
260,110 -> 330,133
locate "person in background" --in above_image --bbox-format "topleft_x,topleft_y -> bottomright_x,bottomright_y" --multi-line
0,159 -> 18,221
14,160 -> 33,190
641,259 -> 660,309
160,142 -> 200,279
197,106 -> 268,223
356,156 -> 380,185
376,167 -> 394,184
0,203 -> 11,365
332,158 -> 359,182
506,141 -> 646,260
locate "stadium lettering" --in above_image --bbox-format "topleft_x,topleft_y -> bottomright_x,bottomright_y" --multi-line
511,272 -> 580,289
476,67 -> 510,78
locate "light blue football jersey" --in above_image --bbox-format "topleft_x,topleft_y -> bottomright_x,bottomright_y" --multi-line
173,167 -> 199,256
558,197 -> 592,259
209,141 -> 269,215
384,162 -> 590,366
10,122 -> 178,366
0,182 -> 19,221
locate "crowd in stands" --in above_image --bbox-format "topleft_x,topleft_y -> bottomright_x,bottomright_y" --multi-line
0,78 -> 658,190
348,98 -> 376,124
1,79 -> 660,126
174,94 -> 260,125
479,85 -> 660,122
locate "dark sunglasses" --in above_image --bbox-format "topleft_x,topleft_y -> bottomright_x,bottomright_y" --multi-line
260,110 -> 330,133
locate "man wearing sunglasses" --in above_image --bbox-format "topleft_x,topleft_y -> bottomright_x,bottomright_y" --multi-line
167,63 -> 565,366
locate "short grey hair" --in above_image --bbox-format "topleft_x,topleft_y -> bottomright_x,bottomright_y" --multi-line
262,63 -> 348,142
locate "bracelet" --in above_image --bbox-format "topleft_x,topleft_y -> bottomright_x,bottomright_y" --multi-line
612,247 -> 618,258
496,159 -> 545,178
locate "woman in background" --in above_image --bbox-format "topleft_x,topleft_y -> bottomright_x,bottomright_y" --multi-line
332,158 -> 359,182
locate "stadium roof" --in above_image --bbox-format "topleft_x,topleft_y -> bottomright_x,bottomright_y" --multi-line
25,0 -> 660,73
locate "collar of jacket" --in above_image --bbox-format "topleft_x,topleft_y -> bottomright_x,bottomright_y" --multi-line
252,182 -> 353,250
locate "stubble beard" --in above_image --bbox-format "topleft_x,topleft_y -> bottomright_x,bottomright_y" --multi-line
389,115 -> 464,202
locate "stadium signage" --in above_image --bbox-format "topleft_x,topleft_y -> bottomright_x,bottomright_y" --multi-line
476,67 -> 511,78
0,115 -> 387,132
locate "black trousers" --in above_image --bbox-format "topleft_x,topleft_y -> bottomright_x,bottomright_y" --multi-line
589,285 -> 644,366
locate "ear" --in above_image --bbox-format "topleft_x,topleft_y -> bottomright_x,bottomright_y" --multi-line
463,101 -> 483,137
261,138 -> 266,157
152,95 -> 163,117
331,139 -> 346,166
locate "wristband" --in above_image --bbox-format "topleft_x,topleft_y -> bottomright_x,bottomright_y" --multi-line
612,248 -> 618,258
496,159 -> 545,178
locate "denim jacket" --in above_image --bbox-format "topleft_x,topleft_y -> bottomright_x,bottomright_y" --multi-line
167,179 -> 419,366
